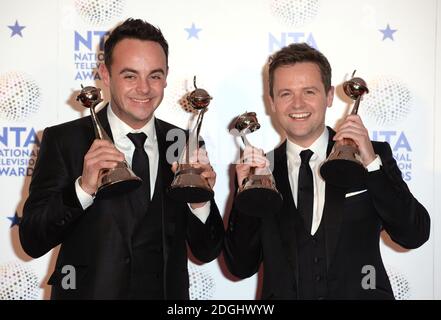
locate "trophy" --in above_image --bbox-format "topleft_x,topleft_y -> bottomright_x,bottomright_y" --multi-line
168,76 -> 214,203
320,71 -> 369,188
76,85 -> 141,198
233,112 -> 282,217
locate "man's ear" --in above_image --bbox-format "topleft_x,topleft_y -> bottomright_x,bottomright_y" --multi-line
326,86 -> 335,109
269,95 -> 276,113
99,63 -> 110,87
164,67 -> 169,88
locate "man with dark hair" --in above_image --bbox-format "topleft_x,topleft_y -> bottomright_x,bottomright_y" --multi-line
224,43 -> 430,299
20,18 -> 224,300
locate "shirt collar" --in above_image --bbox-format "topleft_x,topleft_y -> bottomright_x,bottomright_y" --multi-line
107,103 -> 157,143
286,127 -> 329,163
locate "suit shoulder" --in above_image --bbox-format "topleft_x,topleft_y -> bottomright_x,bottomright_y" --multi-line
155,118 -> 185,131
372,140 -> 392,156
155,118 -> 188,139
46,115 -> 92,133
269,140 -> 287,157
42,115 -> 93,144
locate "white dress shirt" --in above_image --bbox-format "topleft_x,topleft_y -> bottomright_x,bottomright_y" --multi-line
286,127 -> 382,235
75,104 -> 210,223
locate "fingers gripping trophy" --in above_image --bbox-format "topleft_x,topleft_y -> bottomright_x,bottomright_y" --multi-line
233,112 -> 282,217
76,85 -> 142,198
320,71 -> 370,188
168,76 -> 214,203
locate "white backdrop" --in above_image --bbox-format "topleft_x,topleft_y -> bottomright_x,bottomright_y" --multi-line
0,0 -> 439,300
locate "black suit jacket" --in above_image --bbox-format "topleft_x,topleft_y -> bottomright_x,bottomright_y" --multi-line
19,105 -> 224,299
224,127 -> 430,299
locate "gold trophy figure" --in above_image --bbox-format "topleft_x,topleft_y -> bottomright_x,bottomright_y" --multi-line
168,76 -> 214,203
320,71 -> 370,188
233,112 -> 282,217
76,85 -> 141,198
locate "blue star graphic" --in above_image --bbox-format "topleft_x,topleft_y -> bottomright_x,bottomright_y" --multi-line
185,23 -> 202,39
7,212 -> 21,228
8,20 -> 26,37
379,24 -> 397,41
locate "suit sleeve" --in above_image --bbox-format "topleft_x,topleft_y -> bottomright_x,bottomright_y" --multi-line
186,199 -> 225,263
19,127 -> 85,258
223,181 -> 263,279
368,142 -> 430,249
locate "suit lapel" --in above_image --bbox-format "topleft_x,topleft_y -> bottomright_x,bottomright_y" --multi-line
273,142 -> 299,284
322,127 -> 346,269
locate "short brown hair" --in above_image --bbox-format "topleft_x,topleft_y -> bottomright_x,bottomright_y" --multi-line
268,43 -> 332,98
104,18 -> 169,70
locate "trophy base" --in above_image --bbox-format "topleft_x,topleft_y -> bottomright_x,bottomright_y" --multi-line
95,166 -> 142,199
235,187 -> 283,218
236,173 -> 283,217
320,159 -> 367,189
168,166 -> 214,203
168,185 -> 214,203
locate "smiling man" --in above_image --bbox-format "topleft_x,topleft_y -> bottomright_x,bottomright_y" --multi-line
19,18 -> 224,300
224,43 -> 430,300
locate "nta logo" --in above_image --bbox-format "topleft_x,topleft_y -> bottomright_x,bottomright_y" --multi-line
0,72 -> 41,122
75,0 -> 125,27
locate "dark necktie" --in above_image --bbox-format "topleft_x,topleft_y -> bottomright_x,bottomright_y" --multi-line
298,149 -> 314,233
127,132 -> 150,202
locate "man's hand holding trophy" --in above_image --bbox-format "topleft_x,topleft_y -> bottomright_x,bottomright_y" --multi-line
232,112 -> 282,217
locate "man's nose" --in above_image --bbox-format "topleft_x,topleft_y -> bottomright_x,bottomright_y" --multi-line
291,94 -> 304,109
136,79 -> 150,94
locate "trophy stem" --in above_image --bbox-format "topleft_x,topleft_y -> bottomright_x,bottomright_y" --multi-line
90,104 -> 111,142
240,135 -> 251,148
239,134 -> 259,178
195,109 -> 206,142
181,108 -> 207,165
193,108 -> 206,156
351,95 -> 362,115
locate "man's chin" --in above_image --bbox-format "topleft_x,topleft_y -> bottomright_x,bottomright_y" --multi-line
287,130 -> 313,142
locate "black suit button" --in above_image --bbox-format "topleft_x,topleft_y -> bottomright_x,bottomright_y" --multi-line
124,257 -> 130,264
315,275 -> 322,281
313,257 -> 319,263
317,296 -> 324,300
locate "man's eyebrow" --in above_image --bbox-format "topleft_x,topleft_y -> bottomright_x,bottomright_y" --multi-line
119,68 -> 138,75
149,68 -> 166,75
118,68 -> 166,75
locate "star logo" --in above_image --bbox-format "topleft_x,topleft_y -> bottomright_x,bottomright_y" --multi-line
7,212 -> 21,228
379,24 -> 397,41
185,23 -> 202,40
8,20 -> 26,37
